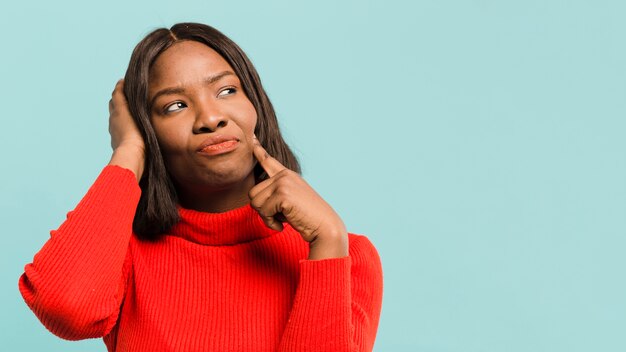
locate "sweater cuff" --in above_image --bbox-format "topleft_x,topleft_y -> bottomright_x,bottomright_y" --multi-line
286,256 -> 353,347
71,165 -> 141,216
296,255 -> 352,306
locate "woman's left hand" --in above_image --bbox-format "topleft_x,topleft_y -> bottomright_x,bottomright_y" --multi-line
248,135 -> 348,259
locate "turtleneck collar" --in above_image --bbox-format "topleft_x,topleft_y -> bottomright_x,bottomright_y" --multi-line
169,203 -> 281,245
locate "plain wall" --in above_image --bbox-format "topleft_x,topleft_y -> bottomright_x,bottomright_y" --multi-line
1,0 -> 625,351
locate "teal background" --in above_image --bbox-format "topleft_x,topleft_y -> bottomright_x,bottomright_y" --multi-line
1,0 -> 625,351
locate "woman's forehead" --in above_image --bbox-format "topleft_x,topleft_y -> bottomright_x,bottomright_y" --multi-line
149,40 -> 237,90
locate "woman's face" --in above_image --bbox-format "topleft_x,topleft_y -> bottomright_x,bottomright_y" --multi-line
147,40 -> 258,194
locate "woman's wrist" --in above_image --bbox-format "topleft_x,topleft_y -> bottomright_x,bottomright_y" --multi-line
307,230 -> 349,260
109,143 -> 145,182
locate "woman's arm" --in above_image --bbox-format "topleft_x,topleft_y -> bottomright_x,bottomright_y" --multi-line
278,235 -> 384,352
18,165 -> 141,340
18,79 -> 145,340
248,136 -> 384,351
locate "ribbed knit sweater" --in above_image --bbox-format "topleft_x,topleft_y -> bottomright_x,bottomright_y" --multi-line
18,165 -> 383,351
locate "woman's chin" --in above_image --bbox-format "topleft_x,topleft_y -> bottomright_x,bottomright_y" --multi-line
179,167 -> 255,191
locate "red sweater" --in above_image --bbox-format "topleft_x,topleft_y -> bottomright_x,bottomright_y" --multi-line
19,165 -> 383,351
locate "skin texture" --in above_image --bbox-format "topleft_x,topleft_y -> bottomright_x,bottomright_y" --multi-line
148,40 -> 258,213
108,79 -> 145,182
249,135 -> 349,258
108,40 -> 348,259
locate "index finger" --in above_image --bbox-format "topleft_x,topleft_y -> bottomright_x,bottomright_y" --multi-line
252,135 -> 287,178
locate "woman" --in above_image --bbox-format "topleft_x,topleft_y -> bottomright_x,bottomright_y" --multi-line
19,22 -> 383,351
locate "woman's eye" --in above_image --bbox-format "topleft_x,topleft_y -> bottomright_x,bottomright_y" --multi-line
218,87 -> 237,97
164,102 -> 186,113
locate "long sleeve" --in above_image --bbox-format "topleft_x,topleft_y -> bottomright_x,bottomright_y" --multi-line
18,165 -> 141,340
278,235 -> 384,352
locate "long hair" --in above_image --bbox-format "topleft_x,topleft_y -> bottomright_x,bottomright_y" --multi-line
122,22 -> 301,239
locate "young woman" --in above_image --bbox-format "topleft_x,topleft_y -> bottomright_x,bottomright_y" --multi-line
19,22 -> 383,352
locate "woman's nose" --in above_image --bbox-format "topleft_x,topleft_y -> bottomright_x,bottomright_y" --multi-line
193,101 -> 228,133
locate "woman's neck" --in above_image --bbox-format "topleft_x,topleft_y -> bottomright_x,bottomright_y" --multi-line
175,173 -> 257,213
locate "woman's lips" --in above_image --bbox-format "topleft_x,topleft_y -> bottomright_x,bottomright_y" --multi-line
197,139 -> 239,156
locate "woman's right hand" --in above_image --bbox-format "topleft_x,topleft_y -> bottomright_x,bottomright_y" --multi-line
108,78 -> 145,181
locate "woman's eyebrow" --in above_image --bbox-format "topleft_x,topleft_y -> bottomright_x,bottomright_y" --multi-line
149,70 -> 236,108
